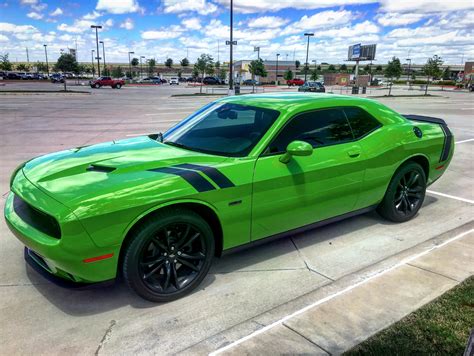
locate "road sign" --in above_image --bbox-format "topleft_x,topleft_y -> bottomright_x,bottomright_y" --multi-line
226,40 -> 237,45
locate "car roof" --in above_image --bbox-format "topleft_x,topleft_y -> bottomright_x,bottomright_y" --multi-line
216,92 -> 377,112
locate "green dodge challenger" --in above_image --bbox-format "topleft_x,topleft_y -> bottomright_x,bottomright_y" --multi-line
5,93 -> 454,302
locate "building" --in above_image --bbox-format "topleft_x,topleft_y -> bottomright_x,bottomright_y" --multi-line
232,60 -> 297,84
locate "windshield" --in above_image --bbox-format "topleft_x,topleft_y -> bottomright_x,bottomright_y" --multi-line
163,102 -> 280,156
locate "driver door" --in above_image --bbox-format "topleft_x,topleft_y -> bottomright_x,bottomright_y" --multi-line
251,108 -> 365,241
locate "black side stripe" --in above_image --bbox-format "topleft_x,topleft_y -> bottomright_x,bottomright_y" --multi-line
439,124 -> 453,162
149,167 -> 215,192
175,163 -> 235,189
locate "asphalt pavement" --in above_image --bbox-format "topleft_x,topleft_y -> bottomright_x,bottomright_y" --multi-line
0,82 -> 472,354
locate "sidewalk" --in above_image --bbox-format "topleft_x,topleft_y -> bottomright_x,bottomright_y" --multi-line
204,226 -> 473,355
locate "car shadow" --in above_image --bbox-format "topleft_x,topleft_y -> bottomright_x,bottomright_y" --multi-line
25,195 -> 439,316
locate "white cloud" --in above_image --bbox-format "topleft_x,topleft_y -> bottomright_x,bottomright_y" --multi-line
58,19 -> 95,33
181,18 -> 202,30
31,2 -> 46,11
83,11 -> 102,20
20,0 -> 37,4
313,20 -> 379,38
120,18 -> 134,30
105,18 -> 114,27
376,13 -> 426,26
281,10 -> 353,35
0,22 -> 38,33
27,11 -> 43,20
58,34 -> 73,41
214,0 -> 376,13
50,7 -> 63,16
163,0 -> 218,15
96,0 -> 141,14
0,34 -> 8,41
379,0 -> 474,13
247,16 -> 289,28
142,25 -> 184,40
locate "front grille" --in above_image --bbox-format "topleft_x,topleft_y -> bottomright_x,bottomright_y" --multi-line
13,194 -> 61,239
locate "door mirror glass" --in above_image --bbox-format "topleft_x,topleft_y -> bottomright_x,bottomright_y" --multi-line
279,140 -> 313,163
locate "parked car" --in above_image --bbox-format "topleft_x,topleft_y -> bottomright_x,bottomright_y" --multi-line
298,81 -> 326,93
6,72 -> 22,80
50,74 -> 65,83
186,77 -> 197,82
287,78 -> 305,86
169,77 -> 179,85
469,83 -> 474,92
203,76 -> 223,85
161,78 -> 168,84
5,93 -> 454,302
178,77 -> 187,83
242,79 -> 259,86
139,77 -> 161,84
90,76 -> 125,89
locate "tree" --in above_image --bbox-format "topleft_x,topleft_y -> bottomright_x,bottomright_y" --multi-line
77,64 -> 89,75
339,64 -> 347,72
248,58 -> 267,92
215,61 -> 221,70
422,55 -> 443,95
17,63 -> 30,71
194,54 -> 214,93
111,66 -> 124,78
295,60 -> 300,69
375,65 -> 383,73
284,69 -> 294,84
35,61 -> 48,72
165,58 -> 173,68
0,53 -> 13,71
131,57 -> 139,66
327,64 -> 336,72
218,68 -> 227,81
442,66 -> 451,80
310,68 -> 319,81
317,65 -> 321,71
384,56 -> 403,96
364,64 -> 371,73
147,58 -> 156,75
180,58 -> 189,67
54,53 -> 79,73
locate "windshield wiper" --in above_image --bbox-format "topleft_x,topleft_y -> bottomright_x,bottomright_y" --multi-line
164,141 -> 193,151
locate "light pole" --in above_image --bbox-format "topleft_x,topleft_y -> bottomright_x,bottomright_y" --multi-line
90,25 -> 102,76
406,58 -> 412,84
128,51 -> 134,79
140,56 -> 145,79
99,41 -> 106,75
304,32 -> 314,83
43,44 -> 49,76
254,46 -> 260,60
91,50 -> 95,77
276,53 -> 280,85
229,0 -> 234,91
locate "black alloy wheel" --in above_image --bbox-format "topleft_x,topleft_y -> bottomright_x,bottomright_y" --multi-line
123,208 -> 214,302
377,162 -> 426,222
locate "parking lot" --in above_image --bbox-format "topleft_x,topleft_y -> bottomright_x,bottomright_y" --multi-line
0,83 -> 473,354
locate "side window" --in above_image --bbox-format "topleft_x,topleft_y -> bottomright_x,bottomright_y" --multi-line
268,108 -> 353,154
344,107 -> 381,138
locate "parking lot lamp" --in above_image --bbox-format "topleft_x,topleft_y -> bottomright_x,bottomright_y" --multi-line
276,53 -> 280,85
406,58 -> 412,85
90,25 -> 102,77
91,50 -> 95,77
140,56 -> 145,79
254,46 -> 260,60
99,41 -> 106,75
43,44 -> 49,77
304,33 -> 314,83
229,0 -> 234,91
128,51 -> 134,79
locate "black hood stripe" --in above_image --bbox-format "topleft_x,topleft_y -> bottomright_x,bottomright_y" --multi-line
149,167 -> 215,192
175,163 -> 235,189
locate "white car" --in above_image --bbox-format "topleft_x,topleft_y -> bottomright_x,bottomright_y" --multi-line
169,77 -> 179,85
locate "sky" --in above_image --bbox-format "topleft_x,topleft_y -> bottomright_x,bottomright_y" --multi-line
0,0 -> 473,65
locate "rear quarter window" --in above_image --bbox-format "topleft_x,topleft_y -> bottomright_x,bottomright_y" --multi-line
344,107 -> 381,138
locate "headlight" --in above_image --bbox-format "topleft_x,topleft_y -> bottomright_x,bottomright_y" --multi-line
9,162 -> 26,188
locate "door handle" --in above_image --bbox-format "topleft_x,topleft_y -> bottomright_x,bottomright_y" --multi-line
347,150 -> 360,158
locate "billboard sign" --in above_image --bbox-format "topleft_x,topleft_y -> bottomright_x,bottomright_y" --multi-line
348,44 -> 376,61
351,44 -> 361,59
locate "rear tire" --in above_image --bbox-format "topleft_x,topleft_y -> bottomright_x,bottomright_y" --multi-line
116,84 -> 122,89
94,83 -> 100,89
377,162 -> 426,223
122,208 -> 214,302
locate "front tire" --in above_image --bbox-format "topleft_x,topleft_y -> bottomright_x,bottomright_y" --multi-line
377,162 -> 426,222
122,208 -> 215,302
116,83 -> 122,89
94,83 -> 100,89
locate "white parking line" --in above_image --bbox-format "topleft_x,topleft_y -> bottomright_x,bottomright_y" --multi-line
209,228 -> 474,355
426,190 -> 474,204
455,138 -> 474,144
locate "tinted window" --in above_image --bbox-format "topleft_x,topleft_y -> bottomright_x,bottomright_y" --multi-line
344,107 -> 381,138
164,103 -> 279,157
268,108 -> 353,154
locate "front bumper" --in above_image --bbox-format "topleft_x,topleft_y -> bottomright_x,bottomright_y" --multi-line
4,171 -> 120,283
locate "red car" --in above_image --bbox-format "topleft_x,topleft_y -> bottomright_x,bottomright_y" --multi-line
287,78 -> 305,86
90,76 -> 125,89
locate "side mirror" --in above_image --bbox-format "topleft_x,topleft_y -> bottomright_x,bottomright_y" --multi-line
279,140 -> 313,164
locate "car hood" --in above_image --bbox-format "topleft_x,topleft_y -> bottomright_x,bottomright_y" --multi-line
22,136 -> 227,209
